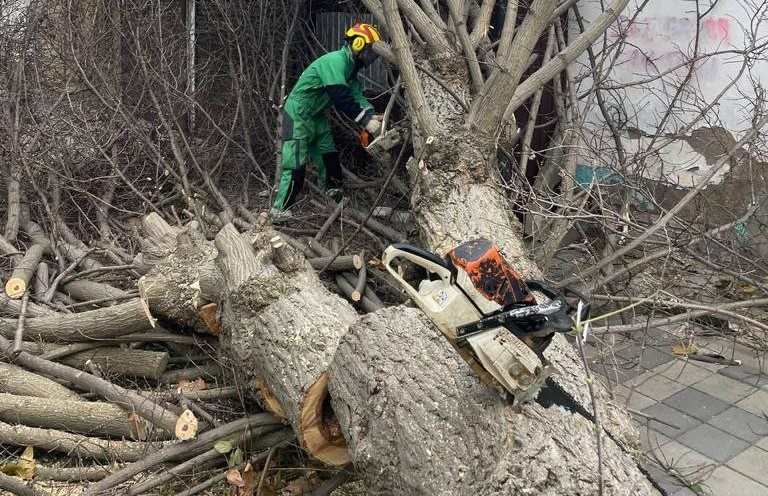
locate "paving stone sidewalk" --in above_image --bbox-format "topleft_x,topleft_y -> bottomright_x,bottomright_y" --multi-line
587,325 -> 768,496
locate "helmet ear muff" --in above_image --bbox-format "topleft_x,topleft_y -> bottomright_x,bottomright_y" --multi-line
350,36 -> 366,53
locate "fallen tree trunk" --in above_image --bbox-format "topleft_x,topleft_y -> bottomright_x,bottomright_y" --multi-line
0,362 -> 81,400
215,224 -> 358,465
0,393 -> 144,439
328,307 -> 653,495
142,217 -> 655,494
0,421 -> 158,461
0,299 -> 154,341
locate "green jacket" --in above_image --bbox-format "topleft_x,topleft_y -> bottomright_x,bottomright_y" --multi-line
284,46 -> 374,126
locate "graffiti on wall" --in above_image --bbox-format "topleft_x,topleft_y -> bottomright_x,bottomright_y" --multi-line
606,15 -> 732,80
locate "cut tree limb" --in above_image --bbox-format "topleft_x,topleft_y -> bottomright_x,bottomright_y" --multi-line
0,420 -> 158,462
0,393 -> 145,439
0,299 -> 154,342
0,362 -> 81,400
5,243 -> 45,298
0,471 -> 43,496
0,333 -> 179,435
23,345 -> 170,379
83,413 -> 282,495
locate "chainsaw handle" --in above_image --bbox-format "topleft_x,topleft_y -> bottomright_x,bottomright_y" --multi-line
382,244 -> 453,300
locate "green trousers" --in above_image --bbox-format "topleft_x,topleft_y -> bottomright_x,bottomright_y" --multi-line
272,110 -> 341,211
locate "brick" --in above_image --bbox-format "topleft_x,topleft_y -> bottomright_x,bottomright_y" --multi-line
727,446 -> 768,485
663,388 -> 730,422
718,364 -> 761,381
735,389 -> 768,417
615,344 -> 674,370
704,465 -> 768,496
654,359 -> 714,386
642,403 -> 701,438
693,374 -> 758,404
631,372 -> 686,401
708,407 -> 768,442
651,440 -> 718,477
677,424 -> 750,462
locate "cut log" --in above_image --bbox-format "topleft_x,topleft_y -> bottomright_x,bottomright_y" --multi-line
61,280 -> 130,304
0,393 -> 145,439
0,471 -> 43,496
0,362 -> 80,400
0,299 -> 153,342
308,254 -> 362,271
35,465 -> 110,482
0,291 -> 54,318
0,420 -> 158,461
21,342 -> 169,379
215,224 -> 358,465
0,334 -> 179,436
161,363 -> 223,384
5,243 -> 46,298
328,307 -> 656,495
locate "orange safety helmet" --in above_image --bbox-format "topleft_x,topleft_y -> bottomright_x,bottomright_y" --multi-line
345,22 -> 382,53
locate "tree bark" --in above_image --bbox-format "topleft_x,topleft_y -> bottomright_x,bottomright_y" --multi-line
215,224 -> 358,465
0,362 -> 80,400
0,334 -> 179,435
328,307 -> 655,495
21,343 -> 170,379
0,393 -> 144,439
0,420 -> 157,461
61,280 -> 130,305
5,243 -> 46,298
0,299 -> 154,341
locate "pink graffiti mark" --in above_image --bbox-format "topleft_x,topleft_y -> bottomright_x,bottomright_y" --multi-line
703,17 -> 730,44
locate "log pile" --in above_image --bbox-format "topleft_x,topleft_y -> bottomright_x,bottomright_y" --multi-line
0,204 -> 655,495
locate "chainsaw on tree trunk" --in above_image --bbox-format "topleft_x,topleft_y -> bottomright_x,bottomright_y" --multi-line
382,238 -> 589,404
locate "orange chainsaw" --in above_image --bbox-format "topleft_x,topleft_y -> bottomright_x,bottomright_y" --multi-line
382,238 -> 588,404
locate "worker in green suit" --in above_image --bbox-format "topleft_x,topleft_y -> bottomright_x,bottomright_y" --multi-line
270,22 -> 384,221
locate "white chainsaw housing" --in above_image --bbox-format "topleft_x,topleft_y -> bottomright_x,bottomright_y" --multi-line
382,245 -> 550,402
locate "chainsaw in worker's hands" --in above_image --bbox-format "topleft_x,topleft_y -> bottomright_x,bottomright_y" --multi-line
360,119 -> 407,162
382,238 -> 589,404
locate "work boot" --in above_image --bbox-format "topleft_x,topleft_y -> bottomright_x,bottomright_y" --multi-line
269,207 -> 293,223
325,188 -> 344,203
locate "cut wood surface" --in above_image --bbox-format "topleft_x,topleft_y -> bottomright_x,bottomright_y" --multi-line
0,420 -> 158,461
0,393 -> 144,439
0,362 -> 81,400
0,299 -> 153,341
5,243 -> 46,298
